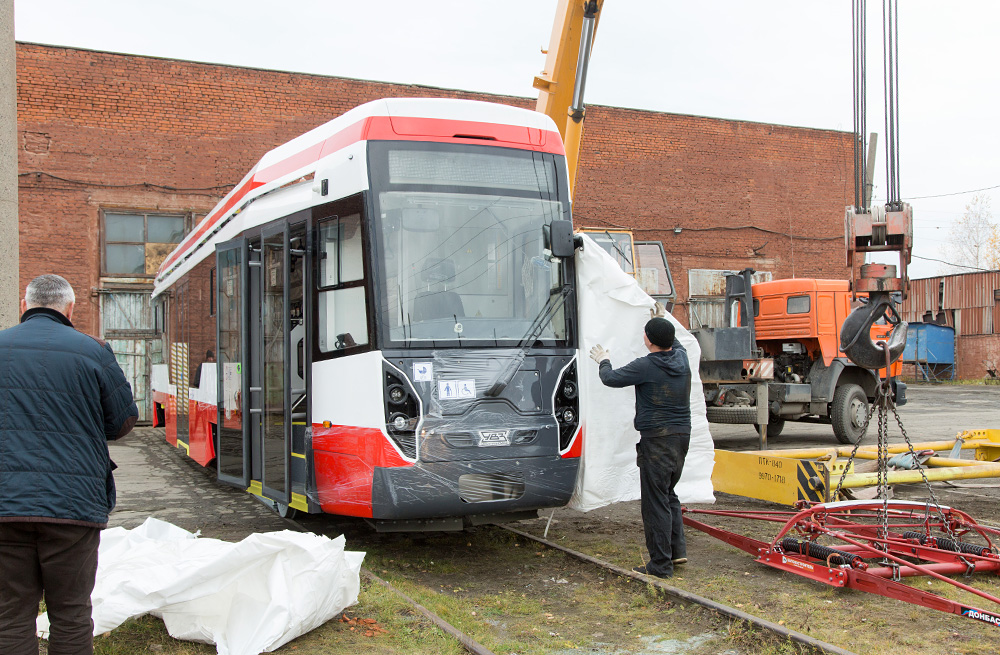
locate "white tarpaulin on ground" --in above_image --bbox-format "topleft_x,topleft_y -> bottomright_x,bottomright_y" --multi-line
570,233 -> 715,511
37,517 -> 365,655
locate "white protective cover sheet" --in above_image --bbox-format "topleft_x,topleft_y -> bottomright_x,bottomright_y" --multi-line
37,518 -> 365,655
570,233 -> 715,511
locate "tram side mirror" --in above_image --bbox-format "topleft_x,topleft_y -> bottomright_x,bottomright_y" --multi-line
548,219 -> 578,258
400,208 -> 440,232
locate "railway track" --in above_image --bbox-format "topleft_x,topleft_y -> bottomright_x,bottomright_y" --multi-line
285,515 -> 855,655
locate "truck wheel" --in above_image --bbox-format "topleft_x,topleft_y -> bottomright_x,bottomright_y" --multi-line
766,418 -> 785,438
706,406 -> 758,424
832,383 -> 869,444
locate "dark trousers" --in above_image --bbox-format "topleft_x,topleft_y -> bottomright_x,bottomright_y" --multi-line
0,522 -> 100,655
636,432 -> 690,577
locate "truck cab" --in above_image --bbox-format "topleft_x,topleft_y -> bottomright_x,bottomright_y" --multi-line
694,270 -> 906,445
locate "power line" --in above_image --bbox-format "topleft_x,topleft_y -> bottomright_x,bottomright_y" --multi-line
907,182 -> 1000,200
577,216 -> 842,242
19,171 -> 233,194
912,254 -> 999,272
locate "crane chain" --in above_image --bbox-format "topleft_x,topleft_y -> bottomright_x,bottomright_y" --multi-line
832,388 -> 879,499
830,377 -> 962,552
890,404 -> 962,546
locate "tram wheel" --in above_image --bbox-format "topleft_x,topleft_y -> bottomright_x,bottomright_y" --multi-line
275,502 -> 299,520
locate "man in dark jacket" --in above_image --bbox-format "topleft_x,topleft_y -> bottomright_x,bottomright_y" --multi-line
0,274 -> 138,655
590,314 -> 691,579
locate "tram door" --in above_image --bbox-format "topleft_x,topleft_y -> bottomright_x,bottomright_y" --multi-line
256,223 -> 292,504
216,222 -> 308,509
216,239 -> 250,488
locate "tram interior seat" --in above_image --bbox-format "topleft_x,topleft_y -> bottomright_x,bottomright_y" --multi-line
413,258 -> 464,321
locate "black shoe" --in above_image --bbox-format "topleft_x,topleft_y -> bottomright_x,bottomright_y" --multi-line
632,564 -> 671,579
672,557 -> 688,566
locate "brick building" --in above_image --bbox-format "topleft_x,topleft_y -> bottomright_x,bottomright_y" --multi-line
16,42 -> 854,418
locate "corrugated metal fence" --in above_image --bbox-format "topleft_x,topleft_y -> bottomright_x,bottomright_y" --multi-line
901,272 -> 1000,337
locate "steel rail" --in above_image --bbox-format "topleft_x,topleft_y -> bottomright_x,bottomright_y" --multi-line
282,517 -> 497,655
500,525 -> 857,655
362,570 -> 498,655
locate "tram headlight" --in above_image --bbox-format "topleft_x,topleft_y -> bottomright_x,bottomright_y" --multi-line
561,380 -> 577,400
390,413 -> 410,431
561,408 -> 575,424
387,384 -> 408,404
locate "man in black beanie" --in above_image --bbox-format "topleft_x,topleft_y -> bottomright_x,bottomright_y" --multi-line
589,309 -> 692,579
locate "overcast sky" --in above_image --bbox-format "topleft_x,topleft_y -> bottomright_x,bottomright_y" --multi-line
15,0 -> 1000,279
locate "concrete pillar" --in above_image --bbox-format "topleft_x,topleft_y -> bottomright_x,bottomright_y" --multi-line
0,0 -> 18,328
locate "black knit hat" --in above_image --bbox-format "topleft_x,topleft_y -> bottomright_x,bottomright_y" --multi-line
645,317 -> 675,348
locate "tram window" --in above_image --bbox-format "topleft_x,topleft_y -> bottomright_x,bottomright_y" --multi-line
318,287 -> 368,352
319,214 -> 363,288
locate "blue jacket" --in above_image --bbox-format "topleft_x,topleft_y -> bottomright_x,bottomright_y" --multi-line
0,308 -> 138,527
598,340 -> 692,433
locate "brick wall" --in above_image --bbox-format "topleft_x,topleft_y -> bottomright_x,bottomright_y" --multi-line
17,42 -> 853,334
956,334 -> 1000,380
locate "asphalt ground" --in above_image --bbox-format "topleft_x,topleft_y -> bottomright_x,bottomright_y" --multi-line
108,428 -> 290,539
710,382 -> 1000,452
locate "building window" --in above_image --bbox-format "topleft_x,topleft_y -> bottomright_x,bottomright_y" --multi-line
103,211 -> 186,276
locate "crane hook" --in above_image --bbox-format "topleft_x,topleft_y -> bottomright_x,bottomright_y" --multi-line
839,292 -> 908,370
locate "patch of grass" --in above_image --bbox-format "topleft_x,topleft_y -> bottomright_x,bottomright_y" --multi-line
93,616 -> 213,655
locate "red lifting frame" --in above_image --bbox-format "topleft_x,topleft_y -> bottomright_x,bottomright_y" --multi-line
684,500 -> 1000,628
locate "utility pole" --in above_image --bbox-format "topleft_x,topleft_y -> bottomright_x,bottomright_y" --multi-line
0,0 -> 18,328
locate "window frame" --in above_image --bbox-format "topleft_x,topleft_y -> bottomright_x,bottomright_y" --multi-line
366,140 -> 575,350
311,195 -> 373,360
786,294 -> 811,315
101,209 -> 188,278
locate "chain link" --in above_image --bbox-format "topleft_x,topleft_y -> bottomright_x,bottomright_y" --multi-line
891,403 -> 961,545
832,387 -> 880,499
829,374 -> 961,550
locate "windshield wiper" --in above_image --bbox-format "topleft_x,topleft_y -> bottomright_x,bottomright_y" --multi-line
604,230 -> 632,268
484,284 -> 570,397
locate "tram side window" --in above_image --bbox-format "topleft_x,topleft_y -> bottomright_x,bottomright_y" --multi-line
318,214 -> 368,352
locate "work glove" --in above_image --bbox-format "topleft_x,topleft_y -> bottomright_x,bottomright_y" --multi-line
589,344 -> 610,364
649,301 -> 666,319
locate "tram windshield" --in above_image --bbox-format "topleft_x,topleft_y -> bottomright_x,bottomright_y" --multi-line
371,143 -> 572,347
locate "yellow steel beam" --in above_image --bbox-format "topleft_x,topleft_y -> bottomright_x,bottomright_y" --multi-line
845,452 -> 981,467
754,439 -> 985,461
713,450 -> 829,505
714,431 -> 1000,505
837,462 -> 1000,488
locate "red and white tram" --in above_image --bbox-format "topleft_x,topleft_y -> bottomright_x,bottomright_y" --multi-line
151,98 -> 583,530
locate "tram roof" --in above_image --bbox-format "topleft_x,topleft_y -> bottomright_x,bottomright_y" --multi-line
152,98 -> 564,297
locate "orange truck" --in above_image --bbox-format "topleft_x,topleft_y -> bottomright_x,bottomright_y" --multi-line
692,269 -> 906,445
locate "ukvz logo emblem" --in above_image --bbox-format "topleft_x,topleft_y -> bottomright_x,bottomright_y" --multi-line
479,431 -> 511,447
962,607 -> 1000,627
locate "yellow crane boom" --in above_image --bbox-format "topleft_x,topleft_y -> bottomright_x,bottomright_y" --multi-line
533,0 -> 604,193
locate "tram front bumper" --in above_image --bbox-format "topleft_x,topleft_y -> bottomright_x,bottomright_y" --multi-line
370,455 -> 579,521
